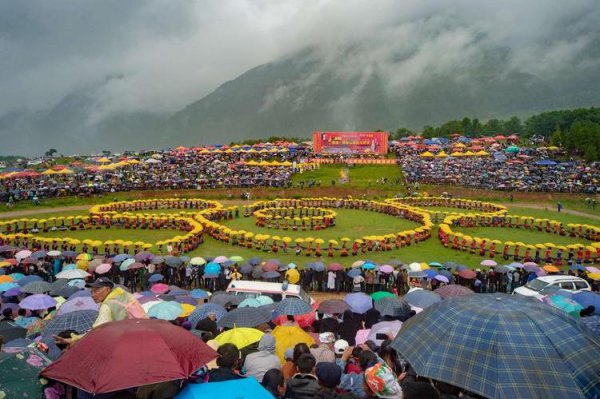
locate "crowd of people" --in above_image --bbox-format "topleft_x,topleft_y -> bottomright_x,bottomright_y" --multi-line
1,244 -> 599,398
392,138 -> 600,193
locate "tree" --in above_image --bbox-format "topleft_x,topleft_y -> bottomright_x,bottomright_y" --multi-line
422,125 -> 436,138
393,127 -> 412,139
550,125 -> 563,146
483,119 -> 502,134
437,120 -> 464,137
44,148 -> 57,158
503,116 -> 523,135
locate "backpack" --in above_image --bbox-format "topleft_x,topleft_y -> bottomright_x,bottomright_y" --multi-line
110,299 -> 148,319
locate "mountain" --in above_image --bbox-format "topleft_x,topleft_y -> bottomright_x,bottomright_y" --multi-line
2,48 -> 600,155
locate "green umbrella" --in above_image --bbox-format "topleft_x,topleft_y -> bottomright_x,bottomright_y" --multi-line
229,256 -> 244,263
505,145 -> 520,153
371,291 -> 396,301
0,348 -> 52,398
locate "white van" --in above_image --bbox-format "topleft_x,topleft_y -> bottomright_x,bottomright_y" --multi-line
513,275 -> 591,299
226,280 -> 313,304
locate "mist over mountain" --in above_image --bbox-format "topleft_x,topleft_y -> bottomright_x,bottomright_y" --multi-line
1,1 -> 599,156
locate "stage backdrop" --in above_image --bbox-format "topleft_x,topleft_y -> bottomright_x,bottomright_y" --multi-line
313,132 -> 389,155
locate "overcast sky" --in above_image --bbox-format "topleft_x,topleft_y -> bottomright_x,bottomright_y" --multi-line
1,0 -> 599,124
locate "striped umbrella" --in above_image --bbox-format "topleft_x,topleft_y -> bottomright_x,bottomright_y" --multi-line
274,298 -> 311,316
392,294 -> 600,399
42,310 -> 98,337
217,306 -> 272,328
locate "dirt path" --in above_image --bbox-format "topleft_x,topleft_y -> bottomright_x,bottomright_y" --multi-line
0,205 -> 91,218
509,202 -> 600,221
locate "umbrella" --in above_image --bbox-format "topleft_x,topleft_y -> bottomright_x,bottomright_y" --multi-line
248,257 -> 262,266
262,271 -> 281,279
345,292 -> 373,314
262,261 -> 278,272
41,319 -> 218,394
272,325 -> 315,361
543,295 -> 584,318
0,348 -> 52,398
347,269 -> 362,278
19,294 -> 57,310
392,294 -> 600,399
119,258 -> 136,271
572,292 -> 600,315
190,289 -> 209,299
150,283 -> 170,294
238,298 -> 262,308
190,257 -> 206,266
480,259 -> 497,266
188,303 -> 227,327
113,254 -> 132,263
210,292 -> 237,306
15,250 -> 32,261
328,263 -> 343,271
457,269 -> 476,279
318,299 -> 350,314
580,315 -> 600,338
434,275 -> 450,284
229,255 -> 244,263
371,291 -> 395,301
95,263 -> 112,275
21,281 -> 52,294
148,274 -> 164,283
8,272 -> 24,281
362,263 -> 375,270
213,256 -> 229,264
134,251 -> 154,262
239,264 -> 253,274
367,320 -> 403,345
168,286 -> 189,296
214,327 -> 264,349
379,265 -> 394,274
255,295 -> 274,306
274,298 -> 311,315
55,269 -> 90,279
2,286 -> 21,297
404,290 -> 443,309
31,250 -> 47,259
374,297 -> 412,317
205,262 -> 221,275
218,307 -> 272,328
62,250 -> 77,258
148,301 -> 184,320
251,265 -> 263,279
150,256 -> 165,265
175,375 -> 273,399
47,250 -> 62,257
434,285 -> 474,299
57,297 -> 99,315
0,319 -> 27,341
0,282 -> 18,292
42,309 -> 99,337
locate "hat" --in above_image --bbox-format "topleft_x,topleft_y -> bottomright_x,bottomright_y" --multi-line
315,362 -> 342,388
334,339 -> 349,355
319,332 -> 336,344
284,348 -> 294,361
85,277 -> 114,289
258,333 -> 276,353
364,362 -> 403,398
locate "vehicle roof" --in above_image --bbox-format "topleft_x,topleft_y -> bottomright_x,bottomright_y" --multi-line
536,275 -> 587,283
227,280 -> 301,294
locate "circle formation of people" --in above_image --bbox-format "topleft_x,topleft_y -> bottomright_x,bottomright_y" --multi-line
253,206 -> 337,231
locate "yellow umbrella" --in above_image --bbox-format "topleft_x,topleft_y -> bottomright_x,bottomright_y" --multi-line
215,328 -> 264,349
543,265 -> 559,273
535,244 -> 546,249
272,325 -> 315,362
314,238 -> 325,244
328,240 -> 338,245
179,304 -> 196,318
544,243 -> 555,248
282,237 -> 292,243
588,273 -> 600,281
285,268 -> 300,284
294,238 -> 304,243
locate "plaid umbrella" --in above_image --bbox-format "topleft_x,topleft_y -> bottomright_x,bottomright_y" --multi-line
190,289 -> 209,299
404,290 -> 443,309
17,275 -> 43,287
318,299 -> 350,314
580,315 -> 600,338
392,294 -> 600,399
274,298 -> 311,316
218,307 -> 272,328
434,285 -> 474,299
21,281 -> 52,294
188,303 -> 227,327
374,297 -> 412,317
42,309 -> 99,337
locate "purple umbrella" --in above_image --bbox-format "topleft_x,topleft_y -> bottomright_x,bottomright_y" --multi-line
2,286 -> 22,297
57,297 -> 99,315
134,251 -> 154,262
19,294 -> 57,310
345,292 -> 373,314
379,265 -> 394,274
524,264 -> 540,273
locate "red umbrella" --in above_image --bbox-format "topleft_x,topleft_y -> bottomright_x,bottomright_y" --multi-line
328,263 -> 343,271
457,270 -> 477,280
434,285 -> 474,299
41,319 -> 217,394
261,261 -> 278,272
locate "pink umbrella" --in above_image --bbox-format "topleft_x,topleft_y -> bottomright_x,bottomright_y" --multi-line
379,265 -> 394,274
95,263 -> 112,275
523,262 -> 538,267
586,266 -> 600,274
328,263 -> 343,271
151,283 -> 169,294
355,329 -> 371,345
480,259 -> 497,267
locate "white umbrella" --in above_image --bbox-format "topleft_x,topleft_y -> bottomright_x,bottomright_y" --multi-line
56,269 -> 91,279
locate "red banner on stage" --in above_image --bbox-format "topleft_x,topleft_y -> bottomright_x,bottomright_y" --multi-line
313,132 -> 389,155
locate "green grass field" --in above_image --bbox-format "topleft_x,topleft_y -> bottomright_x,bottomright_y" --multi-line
33,227 -> 185,243
451,226 -> 591,246
291,165 -> 404,189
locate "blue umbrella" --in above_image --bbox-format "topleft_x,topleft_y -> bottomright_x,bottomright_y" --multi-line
188,303 -> 227,327
62,251 -> 77,257
239,264 -> 253,274
8,272 -> 25,281
543,295 -> 584,318
429,262 -> 443,268
572,292 -> 600,315
580,315 -> 600,338
148,301 -> 183,320
16,275 -> 43,286
31,250 -> 47,259
438,270 -> 452,278
248,257 -> 262,266
456,265 -> 467,272
274,298 -> 311,315
68,290 -> 91,300
42,310 -> 98,337
346,269 -> 362,278
148,274 -> 164,283
570,264 -> 586,271
175,374 -> 273,399
218,306 -> 272,328
62,264 -> 76,271
423,269 -> 437,278
238,298 -> 262,308
404,290 -> 443,309
113,254 -> 132,263
205,262 -> 221,275
345,292 -> 373,314
311,261 -> 326,272
362,263 -> 376,270
0,282 -> 19,292
190,289 -> 209,299
392,294 -> 600,399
